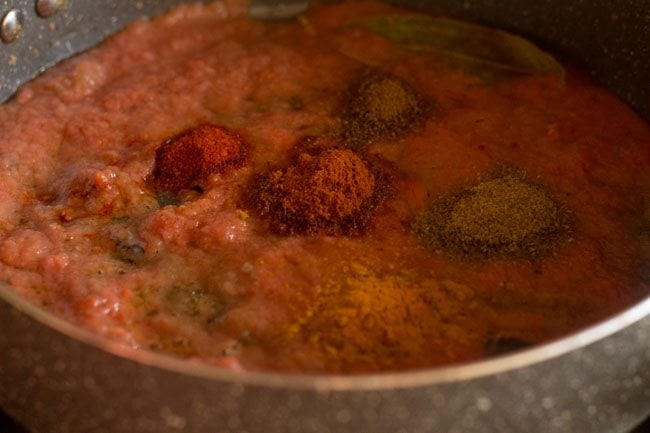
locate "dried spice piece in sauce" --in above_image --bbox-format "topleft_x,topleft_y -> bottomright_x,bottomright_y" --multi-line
164,285 -> 228,323
345,15 -> 565,83
414,171 -> 572,259
129,284 -> 231,357
251,147 -> 388,235
484,336 -> 533,357
151,124 -> 247,193
341,73 -> 427,148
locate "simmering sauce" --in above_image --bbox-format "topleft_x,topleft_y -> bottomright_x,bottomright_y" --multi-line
0,0 -> 648,373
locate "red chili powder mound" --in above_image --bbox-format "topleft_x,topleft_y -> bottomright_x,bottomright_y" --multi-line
252,148 -> 383,235
152,124 -> 246,192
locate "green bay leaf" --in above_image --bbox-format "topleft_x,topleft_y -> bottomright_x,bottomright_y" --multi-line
347,15 -> 565,83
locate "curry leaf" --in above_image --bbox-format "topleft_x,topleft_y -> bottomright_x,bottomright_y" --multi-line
347,15 -> 565,83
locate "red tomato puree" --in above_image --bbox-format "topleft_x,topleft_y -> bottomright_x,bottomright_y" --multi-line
0,0 -> 648,373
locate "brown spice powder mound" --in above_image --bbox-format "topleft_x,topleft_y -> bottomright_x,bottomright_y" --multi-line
414,171 -> 572,259
152,124 -> 246,192
342,73 -> 427,148
252,148 -> 386,235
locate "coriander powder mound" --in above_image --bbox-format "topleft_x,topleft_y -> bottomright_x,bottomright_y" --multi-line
341,74 -> 427,148
414,172 -> 572,259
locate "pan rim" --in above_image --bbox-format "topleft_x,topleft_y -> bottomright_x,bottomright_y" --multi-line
2,281 -> 649,391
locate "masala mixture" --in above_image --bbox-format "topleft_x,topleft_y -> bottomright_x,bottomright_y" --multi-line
0,0 -> 648,373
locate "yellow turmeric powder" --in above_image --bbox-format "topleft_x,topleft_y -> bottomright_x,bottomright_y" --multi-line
277,264 -> 481,372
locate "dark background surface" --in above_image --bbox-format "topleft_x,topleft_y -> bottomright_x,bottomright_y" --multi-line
1,408 -> 649,433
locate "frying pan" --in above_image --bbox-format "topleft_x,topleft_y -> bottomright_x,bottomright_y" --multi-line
0,1 -> 649,432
